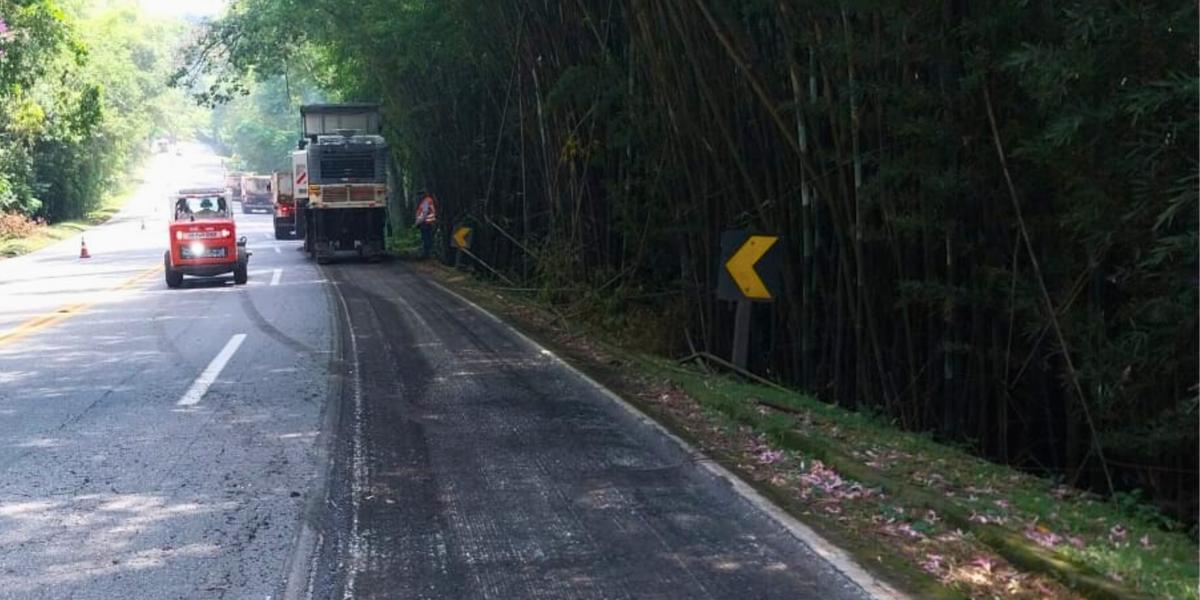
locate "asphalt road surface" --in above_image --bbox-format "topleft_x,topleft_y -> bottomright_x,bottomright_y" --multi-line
0,145 -> 890,599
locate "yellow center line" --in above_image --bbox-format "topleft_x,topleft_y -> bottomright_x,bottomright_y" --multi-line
0,265 -> 159,346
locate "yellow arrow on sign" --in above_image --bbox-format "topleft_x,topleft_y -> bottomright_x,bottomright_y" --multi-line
452,226 -> 472,249
725,235 -> 778,300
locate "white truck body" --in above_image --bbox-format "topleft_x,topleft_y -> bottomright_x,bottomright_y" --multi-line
292,151 -> 309,201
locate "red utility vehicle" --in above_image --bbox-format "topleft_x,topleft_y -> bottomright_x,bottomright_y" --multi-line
164,188 -> 250,288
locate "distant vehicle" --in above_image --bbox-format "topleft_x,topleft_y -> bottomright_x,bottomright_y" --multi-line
272,170 -> 296,239
225,171 -> 245,201
295,103 -> 389,262
154,138 -> 170,153
164,188 -> 250,288
240,175 -> 272,214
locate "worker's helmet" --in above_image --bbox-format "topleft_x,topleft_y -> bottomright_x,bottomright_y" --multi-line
200,198 -> 214,210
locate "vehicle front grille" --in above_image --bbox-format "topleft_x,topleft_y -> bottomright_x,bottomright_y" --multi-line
320,187 -> 349,203
350,186 -> 375,203
319,152 -> 376,180
313,185 -> 381,205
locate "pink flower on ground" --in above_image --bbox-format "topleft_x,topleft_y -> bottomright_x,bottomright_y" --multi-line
894,522 -> 924,539
969,511 -> 1008,525
1109,524 -> 1128,546
1139,534 -> 1155,549
756,449 -> 784,465
1025,526 -> 1062,549
799,461 -> 847,495
994,499 -> 1011,510
969,554 -> 998,573
919,553 -> 945,574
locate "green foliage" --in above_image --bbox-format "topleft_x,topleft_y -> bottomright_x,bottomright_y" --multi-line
0,0 -> 204,223
207,74 -> 321,174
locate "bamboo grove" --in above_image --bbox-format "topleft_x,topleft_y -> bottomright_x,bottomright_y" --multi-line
180,1 -> 1199,522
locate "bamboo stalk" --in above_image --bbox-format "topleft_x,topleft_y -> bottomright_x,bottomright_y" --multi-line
982,82 -> 1115,499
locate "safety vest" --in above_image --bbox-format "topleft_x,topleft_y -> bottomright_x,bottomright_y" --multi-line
416,195 -> 437,224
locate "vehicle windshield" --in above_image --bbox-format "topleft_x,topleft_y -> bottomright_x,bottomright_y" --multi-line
175,196 -> 228,221
243,178 -> 270,194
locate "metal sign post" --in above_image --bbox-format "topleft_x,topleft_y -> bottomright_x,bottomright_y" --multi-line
717,230 -> 781,369
731,300 -> 752,368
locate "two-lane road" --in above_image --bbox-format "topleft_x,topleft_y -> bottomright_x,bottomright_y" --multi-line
0,145 -> 896,599
0,145 -> 333,599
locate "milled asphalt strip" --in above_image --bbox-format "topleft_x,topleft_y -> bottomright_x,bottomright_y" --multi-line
425,277 -> 909,600
176,333 -> 247,407
331,283 -> 367,600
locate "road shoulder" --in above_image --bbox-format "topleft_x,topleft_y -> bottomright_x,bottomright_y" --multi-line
406,260 -> 918,599
410,260 -> 1192,600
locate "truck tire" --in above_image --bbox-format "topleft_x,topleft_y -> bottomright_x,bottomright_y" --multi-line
233,261 -> 248,285
164,251 -> 183,288
273,220 -> 286,240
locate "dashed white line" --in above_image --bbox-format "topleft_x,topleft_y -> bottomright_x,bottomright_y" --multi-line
177,334 -> 247,407
270,268 -> 283,286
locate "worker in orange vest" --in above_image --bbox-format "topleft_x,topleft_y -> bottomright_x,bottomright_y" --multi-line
415,191 -> 438,259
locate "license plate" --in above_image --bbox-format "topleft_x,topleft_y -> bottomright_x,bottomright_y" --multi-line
181,247 -> 227,259
183,231 -> 223,239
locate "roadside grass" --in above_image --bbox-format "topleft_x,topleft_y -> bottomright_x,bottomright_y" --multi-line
657,364 -> 1197,600
418,262 -> 1198,600
0,179 -> 141,259
385,226 -> 422,257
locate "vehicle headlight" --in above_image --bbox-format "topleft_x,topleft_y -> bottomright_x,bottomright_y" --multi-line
175,231 -> 185,240
189,242 -> 206,256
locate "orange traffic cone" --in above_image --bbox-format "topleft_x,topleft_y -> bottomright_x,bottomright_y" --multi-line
79,237 -> 91,259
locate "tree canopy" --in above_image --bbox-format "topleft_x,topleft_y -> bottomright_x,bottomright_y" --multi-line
0,0 -> 204,221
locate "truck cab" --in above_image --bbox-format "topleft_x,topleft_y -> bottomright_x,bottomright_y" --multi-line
164,188 -> 250,288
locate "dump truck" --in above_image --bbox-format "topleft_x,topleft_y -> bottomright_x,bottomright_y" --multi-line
241,174 -> 273,214
294,104 -> 389,262
272,170 -> 296,239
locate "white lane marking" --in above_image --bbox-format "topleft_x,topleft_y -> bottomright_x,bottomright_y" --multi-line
177,334 -> 247,407
427,281 -> 909,600
270,268 -> 283,286
274,246 -> 281,254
